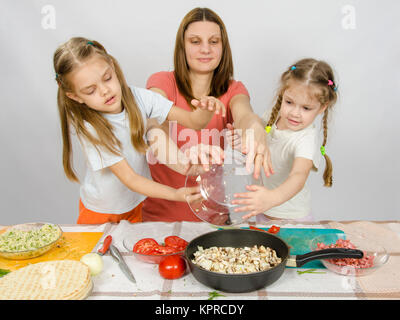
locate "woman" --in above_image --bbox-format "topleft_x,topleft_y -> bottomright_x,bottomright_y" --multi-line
143,7 -> 272,222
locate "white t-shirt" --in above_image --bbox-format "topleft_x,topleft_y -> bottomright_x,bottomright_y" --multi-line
78,87 -> 173,214
261,123 -> 322,219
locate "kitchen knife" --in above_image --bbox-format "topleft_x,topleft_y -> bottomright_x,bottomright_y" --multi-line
109,244 -> 136,283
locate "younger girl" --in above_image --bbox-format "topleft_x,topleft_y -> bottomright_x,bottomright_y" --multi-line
232,58 -> 338,221
54,37 -> 225,224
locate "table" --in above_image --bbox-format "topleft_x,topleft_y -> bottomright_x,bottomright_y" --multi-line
56,219 -> 400,300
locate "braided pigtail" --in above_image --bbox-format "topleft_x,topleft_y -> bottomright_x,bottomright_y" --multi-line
266,94 -> 282,127
321,110 -> 333,187
264,70 -> 291,130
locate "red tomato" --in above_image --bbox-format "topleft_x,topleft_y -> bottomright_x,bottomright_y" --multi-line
267,225 -> 280,234
164,236 -> 188,251
152,245 -> 178,255
133,238 -> 159,254
159,255 -> 186,279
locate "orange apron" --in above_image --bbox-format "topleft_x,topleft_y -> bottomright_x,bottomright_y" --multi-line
77,199 -> 143,224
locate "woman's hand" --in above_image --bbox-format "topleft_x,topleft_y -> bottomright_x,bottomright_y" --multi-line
241,122 -> 274,179
225,123 -> 242,151
167,96 -> 226,130
182,143 -> 224,173
191,96 -> 226,118
225,122 -> 272,179
231,185 -> 280,220
228,94 -> 273,179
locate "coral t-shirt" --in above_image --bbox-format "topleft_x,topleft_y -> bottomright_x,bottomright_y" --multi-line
142,71 -> 250,222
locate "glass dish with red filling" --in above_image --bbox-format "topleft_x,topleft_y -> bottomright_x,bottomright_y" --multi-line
310,232 -> 389,276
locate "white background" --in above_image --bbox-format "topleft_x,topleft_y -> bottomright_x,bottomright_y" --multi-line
0,0 -> 398,224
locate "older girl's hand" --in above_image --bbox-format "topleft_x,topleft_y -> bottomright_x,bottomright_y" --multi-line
175,186 -> 202,203
191,96 -> 226,118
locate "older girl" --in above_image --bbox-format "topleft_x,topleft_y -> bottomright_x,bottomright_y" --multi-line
54,37 -> 224,224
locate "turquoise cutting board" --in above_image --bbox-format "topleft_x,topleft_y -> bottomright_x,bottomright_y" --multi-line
242,227 -> 344,269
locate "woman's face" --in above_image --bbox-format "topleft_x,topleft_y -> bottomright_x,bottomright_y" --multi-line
184,21 -> 223,75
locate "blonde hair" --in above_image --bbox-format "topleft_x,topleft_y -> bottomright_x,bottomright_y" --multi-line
174,7 -> 233,108
265,58 -> 338,187
54,37 -> 147,182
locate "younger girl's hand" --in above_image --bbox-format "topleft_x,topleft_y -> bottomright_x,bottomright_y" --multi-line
174,186 -> 202,203
191,96 -> 226,118
231,185 -> 277,220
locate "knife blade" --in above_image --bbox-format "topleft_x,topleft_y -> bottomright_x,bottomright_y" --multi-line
109,244 -> 136,283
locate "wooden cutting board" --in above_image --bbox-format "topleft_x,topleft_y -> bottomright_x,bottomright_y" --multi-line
0,232 -> 103,271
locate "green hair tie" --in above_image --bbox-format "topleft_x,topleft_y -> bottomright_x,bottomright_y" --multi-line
265,126 -> 272,134
320,145 -> 326,156
87,41 -> 95,46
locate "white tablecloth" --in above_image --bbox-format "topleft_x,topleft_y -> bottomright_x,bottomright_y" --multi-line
57,220 -> 400,300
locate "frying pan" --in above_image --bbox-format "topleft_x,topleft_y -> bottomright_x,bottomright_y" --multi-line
185,229 -> 363,293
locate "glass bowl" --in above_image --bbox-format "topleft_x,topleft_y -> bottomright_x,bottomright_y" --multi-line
310,232 -> 389,276
0,222 -> 63,260
185,148 -> 261,227
123,235 -> 185,264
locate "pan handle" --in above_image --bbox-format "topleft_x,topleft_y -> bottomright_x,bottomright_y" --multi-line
287,248 -> 364,268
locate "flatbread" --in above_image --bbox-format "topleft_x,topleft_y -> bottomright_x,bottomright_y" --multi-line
0,260 -> 92,300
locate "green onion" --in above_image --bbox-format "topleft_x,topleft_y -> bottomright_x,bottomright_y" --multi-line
297,268 -> 326,275
208,291 -> 225,300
